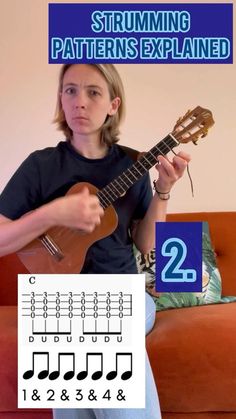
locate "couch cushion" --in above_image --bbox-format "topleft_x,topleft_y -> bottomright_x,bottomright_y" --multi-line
0,306 -> 51,416
136,222 -> 236,311
146,302 -> 236,412
136,223 -> 214,309
166,212 -> 236,296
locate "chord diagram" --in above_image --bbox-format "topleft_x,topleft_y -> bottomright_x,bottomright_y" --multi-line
18,274 -> 145,408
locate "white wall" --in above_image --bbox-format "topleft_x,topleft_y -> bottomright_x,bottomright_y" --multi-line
0,0 -> 235,212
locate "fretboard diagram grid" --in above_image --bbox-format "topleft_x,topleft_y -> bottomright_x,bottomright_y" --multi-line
21,291 -> 132,337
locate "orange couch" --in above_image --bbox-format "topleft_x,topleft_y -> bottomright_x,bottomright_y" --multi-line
0,212 -> 235,418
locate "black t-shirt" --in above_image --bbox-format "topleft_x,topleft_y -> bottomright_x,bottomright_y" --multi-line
0,141 -> 153,273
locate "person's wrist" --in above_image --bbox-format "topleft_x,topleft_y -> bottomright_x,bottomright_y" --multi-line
153,180 -> 170,200
43,199 -> 62,227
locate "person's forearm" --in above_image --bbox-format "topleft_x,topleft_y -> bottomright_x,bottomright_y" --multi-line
132,193 -> 168,254
0,188 -> 104,257
0,203 -> 56,257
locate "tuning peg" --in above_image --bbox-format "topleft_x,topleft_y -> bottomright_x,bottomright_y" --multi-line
176,116 -> 182,124
201,129 -> 208,138
183,109 -> 192,118
174,109 -> 193,128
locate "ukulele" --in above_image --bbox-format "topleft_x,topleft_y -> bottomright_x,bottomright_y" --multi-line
17,106 -> 214,274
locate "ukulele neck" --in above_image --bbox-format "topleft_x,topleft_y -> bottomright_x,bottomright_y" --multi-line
97,134 -> 179,209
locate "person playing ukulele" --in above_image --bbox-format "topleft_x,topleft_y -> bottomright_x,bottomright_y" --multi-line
0,64 -> 190,419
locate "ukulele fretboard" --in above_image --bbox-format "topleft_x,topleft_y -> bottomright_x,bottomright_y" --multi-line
97,134 -> 179,209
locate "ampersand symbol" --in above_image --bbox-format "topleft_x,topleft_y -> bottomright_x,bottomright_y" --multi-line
117,389 -> 125,401
88,389 -> 97,401
32,389 -> 40,401
61,389 -> 69,401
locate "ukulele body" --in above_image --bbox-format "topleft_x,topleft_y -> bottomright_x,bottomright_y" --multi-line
17,182 -> 118,274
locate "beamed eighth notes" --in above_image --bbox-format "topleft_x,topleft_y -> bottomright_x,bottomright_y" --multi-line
23,351 -> 133,381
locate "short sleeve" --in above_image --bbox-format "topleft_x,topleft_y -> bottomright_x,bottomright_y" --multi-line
0,153 -> 41,220
132,173 -> 153,221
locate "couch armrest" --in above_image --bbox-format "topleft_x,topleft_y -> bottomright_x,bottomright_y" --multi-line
0,254 -> 28,305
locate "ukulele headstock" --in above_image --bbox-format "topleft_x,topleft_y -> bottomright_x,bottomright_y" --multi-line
172,106 -> 215,144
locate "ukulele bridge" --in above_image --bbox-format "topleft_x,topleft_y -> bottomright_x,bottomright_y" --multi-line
39,234 -> 64,262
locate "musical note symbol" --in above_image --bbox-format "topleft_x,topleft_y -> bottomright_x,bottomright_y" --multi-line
23,352 -> 49,380
106,352 -> 133,381
77,352 -> 103,380
49,352 -> 75,380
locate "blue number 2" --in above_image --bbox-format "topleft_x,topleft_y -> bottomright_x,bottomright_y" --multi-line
161,238 -> 196,283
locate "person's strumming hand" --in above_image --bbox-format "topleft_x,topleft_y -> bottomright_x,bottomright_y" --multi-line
50,186 -> 104,233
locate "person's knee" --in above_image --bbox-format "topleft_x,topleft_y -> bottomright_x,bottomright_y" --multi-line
145,292 -> 156,335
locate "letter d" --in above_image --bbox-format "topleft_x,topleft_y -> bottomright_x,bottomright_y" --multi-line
220,39 -> 230,58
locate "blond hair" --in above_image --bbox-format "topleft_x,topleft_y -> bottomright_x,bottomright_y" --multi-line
54,64 -> 125,145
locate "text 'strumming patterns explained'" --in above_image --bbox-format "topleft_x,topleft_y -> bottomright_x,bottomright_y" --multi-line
49,3 -> 233,63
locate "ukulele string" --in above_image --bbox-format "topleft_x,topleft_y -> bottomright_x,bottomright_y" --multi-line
158,138 -> 194,198
170,148 -> 194,197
